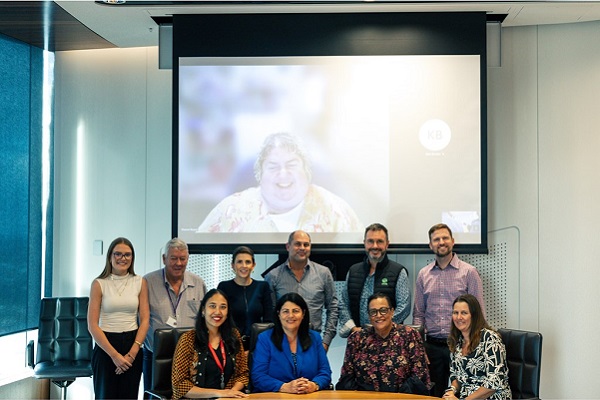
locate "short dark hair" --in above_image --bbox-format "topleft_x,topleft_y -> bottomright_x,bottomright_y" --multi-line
364,223 -> 389,241
428,223 -> 453,241
367,292 -> 395,310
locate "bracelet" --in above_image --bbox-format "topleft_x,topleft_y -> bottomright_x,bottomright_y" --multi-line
126,353 -> 134,360
134,340 -> 143,348
446,386 -> 457,394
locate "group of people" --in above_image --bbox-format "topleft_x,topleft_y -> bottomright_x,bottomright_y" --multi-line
87,223 -> 511,399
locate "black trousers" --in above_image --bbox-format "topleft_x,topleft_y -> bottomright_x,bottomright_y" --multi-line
92,330 -> 143,399
425,340 -> 451,398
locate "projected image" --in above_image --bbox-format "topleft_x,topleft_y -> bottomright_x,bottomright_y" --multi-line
177,56 -> 481,247
197,132 -> 362,233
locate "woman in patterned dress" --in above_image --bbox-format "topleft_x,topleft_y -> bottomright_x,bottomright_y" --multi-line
337,292 -> 431,394
443,294 -> 511,400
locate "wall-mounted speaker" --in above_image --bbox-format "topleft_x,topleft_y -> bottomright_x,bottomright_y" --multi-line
159,23 -> 173,70
487,21 -> 502,68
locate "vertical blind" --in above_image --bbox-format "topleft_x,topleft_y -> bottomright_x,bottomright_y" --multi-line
0,33 -> 48,336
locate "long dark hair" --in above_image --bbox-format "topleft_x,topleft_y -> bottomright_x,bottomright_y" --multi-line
194,288 -> 240,354
272,292 -> 312,352
448,294 -> 491,354
97,237 -> 136,279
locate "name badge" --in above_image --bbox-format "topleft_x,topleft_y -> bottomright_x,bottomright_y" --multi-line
166,316 -> 178,327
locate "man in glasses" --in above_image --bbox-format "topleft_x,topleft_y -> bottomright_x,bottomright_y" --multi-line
142,238 -> 207,396
412,223 -> 485,397
338,223 -> 410,338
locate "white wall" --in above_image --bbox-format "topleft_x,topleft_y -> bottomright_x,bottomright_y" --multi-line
53,20 -> 600,398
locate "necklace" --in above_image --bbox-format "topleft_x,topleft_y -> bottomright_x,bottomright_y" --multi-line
110,273 -> 130,296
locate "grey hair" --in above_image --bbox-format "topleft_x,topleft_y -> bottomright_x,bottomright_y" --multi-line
163,237 -> 188,256
253,132 -> 312,183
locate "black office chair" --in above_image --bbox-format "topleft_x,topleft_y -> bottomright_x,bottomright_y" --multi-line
145,327 -> 193,400
498,328 -> 543,400
247,322 -> 275,392
26,297 -> 93,400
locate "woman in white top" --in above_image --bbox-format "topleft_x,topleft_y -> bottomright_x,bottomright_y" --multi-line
88,237 -> 150,399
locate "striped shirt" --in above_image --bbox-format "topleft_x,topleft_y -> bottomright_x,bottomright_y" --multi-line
412,253 -> 484,339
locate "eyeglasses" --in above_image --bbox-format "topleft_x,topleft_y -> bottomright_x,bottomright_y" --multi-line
368,307 -> 391,317
113,252 -> 132,260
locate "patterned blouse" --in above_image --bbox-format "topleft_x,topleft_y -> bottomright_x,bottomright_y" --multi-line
449,328 -> 511,400
171,330 -> 249,400
339,324 -> 430,392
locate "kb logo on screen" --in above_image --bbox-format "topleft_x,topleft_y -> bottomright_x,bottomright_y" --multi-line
419,119 -> 452,152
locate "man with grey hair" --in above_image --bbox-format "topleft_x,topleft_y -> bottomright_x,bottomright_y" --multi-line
142,238 -> 207,394
197,132 -> 362,233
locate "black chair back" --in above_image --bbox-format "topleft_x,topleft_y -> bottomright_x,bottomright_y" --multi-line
247,322 -> 274,392
146,327 -> 193,400
498,328 -> 543,399
29,297 -> 93,400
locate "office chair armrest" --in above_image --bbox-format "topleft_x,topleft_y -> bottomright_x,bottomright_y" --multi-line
144,389 -> 169,400
26,340 -> 35,368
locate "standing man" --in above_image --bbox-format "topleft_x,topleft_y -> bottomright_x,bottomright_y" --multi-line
338,223 -> 410,338
142,238 -> 207,394
264,230 -> 339,351
413,223 -> 485,397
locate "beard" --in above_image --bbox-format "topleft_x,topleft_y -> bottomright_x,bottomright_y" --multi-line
367,250 -> 386,264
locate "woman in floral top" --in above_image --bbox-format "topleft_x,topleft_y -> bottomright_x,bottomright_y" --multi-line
337,292 -> 430,393
444,294 -> 511,400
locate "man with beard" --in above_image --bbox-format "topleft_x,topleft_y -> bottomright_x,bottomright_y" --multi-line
338,223 -> 410,339
413,223 -> 485,397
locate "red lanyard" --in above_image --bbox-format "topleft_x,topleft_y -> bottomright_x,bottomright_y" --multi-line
208,339 -> 227,388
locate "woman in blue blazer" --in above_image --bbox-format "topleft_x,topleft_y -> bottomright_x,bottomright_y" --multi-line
251,292 -> 332,393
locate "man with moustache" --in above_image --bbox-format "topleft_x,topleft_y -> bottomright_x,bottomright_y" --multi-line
338,223 -> 410,338
413,223 -> 485,397
142,238 -> 207,395
264,230 -> 339,351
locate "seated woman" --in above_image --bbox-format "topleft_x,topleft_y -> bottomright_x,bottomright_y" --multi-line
336,292 -> 430,394
251,292 -> 332,394
217,246 -> 274,351
171,289 -> 249,399
443,294 -> 511,400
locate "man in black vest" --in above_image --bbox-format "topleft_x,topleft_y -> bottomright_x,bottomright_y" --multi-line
338,223 -> 411,338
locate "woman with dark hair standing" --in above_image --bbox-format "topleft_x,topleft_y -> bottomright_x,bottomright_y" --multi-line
217,246 -> 274,351
251,292 -> 331,394
88,237 -> 150,399
171,288 -> 249,399
443,294 -> 511,400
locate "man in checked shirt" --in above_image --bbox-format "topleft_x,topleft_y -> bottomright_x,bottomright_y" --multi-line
412,223 -> 485,397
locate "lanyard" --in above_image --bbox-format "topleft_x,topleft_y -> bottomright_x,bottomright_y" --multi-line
163,269 -> 182,315
208,339 -> 227,389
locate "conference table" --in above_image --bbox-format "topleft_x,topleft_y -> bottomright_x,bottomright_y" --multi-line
248,390 -> 437,399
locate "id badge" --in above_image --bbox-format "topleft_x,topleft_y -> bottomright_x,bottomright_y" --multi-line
166,316 -> 178,327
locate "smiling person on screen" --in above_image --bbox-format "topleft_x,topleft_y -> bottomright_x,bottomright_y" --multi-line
197,132 -> 362,233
